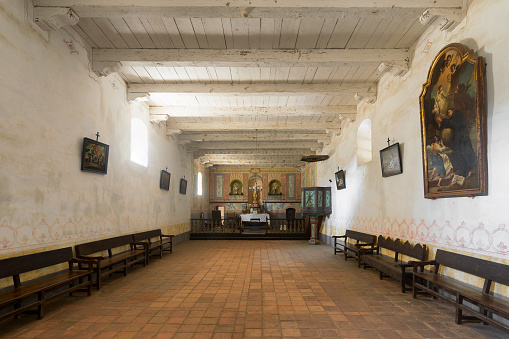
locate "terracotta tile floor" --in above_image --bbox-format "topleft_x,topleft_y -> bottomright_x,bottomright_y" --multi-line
1,240 -> 507,338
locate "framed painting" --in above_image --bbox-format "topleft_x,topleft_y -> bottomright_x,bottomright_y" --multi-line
160,170 -> 170,191
81,137 -> 109,174
179,178 -> 187,195
335,170 -> 346,190
419,43 -> 487,199
380,143 -> 402,177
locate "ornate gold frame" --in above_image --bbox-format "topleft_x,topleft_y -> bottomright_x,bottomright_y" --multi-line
419,43 -> 487,199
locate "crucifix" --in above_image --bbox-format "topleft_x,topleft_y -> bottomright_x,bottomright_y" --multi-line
387,137 -> 391,147
96,132 -> 100,141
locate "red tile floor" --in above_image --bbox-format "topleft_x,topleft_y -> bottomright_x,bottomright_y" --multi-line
2,240 -> 507,338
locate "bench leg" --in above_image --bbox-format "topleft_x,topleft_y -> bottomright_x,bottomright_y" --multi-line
455,294 -> 463,325
96,270 -> 101,290
37,291 -> 44,319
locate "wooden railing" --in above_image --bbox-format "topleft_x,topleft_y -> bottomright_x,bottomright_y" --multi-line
190,217 -> 305,234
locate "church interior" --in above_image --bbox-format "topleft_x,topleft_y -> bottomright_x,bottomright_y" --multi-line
1,0 -> 509,337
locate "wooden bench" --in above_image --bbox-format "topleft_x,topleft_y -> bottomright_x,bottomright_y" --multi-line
412,249 -> 509,333
333,230 -> 377,267
0,247 -> 93,322
132,229 -> 174,264
361,236 -> 426,293
75,235 -> 146,290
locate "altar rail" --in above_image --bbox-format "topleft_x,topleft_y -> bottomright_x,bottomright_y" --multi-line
190,217 -> 306,237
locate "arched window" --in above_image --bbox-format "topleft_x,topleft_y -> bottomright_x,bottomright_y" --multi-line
357,119 -> 372,165
131,118 -> 148,167
197,172 -> 203,196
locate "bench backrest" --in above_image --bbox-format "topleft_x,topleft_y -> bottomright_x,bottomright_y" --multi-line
377,236 -> 426,261
132,229 -> 162,242
345,230 -> 376,244
435,249 -> 509,286
0,247 -> 74,279
75,235 -> 133,257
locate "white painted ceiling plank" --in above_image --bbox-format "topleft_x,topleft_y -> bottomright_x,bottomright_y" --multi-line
370,16 -> 404,48
383,18 -> 414,48
132,66 -> 156,84
295,16 -> 324,49
314,17 -> 337,48
160,18 -> 185,48
214,67 -> 232,83
154,67 -> 178,84
202,18 -> 227,49
395,19 -> 427,49
173,67 -> 191,83
364,17 -> 394,49
347,17 -> 384,49
119,66 -> 143,83
190,18 -> 209,48
274,67 -> 291,83
327,17 -> 360,48
279,18 -> 301,49
139,18 -> 163,48
248,18 -> 261,49
231,18 -> 249,49
71,22 -> 99,48
77,18 -> 115,48
221,18 -> 234,49
92,18 -> 129,48
259,18 -> 275,49
145,18 -> 175,48
123,17 -> 156,48
174,18 -> 200,48
144,67 -> 164,82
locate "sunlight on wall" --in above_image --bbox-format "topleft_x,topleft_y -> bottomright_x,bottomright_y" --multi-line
197,172 -> 203,196
131,118 -> 148,167
357,119 -> 372,165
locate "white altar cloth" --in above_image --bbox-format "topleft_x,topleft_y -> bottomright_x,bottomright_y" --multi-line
240,213 -> 270,223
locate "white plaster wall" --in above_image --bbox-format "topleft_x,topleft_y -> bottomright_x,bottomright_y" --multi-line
0,1 -> 191,257
319,0 -> 509,272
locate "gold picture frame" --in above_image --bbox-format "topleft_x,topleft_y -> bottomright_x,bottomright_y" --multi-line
419,43 -> 487,199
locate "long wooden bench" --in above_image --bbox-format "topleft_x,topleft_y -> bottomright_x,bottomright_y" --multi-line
361,236 -> 426,293
412,249 -> 509,333
333,230 -> 376,267
0,247 -> 93,322
132,229 -> 173,264
75,235 -> 146,290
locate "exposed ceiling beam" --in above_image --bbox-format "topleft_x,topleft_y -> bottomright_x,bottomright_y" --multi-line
186,140 -> 323,150
167,120 -> 340,131
132,83 -> 375,98
193,149 -> 316,158
34,1 -> 462,19
93,48 -> 409,70
178,131 -> 332,142
151,106 -> 357,118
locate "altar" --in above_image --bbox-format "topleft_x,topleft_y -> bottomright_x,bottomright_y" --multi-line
240,213 -> 270,230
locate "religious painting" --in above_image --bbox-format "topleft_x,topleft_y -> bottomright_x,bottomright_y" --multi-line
179,178 -> 187,195
419,43 -> 487,198
335,170 -> 346,190
160,170 -> 170,191
380,143 -> 402,177
81,137 -> 109,174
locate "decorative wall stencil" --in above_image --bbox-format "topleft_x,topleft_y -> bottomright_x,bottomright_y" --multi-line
215,174 -> 224,199
323,216 -> 508,260
422,40 -> 433,54
287,174 -> 296,199
0,216 -> 190,254
64,39 -> 78,54
419,43 -> 487,199
110,80 -> 119,90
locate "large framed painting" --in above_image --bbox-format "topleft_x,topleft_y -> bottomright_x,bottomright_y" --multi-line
179,178 -> 187,195
380,143 -> 402,177
81,137 -> 109,174
419,43 -> 487,199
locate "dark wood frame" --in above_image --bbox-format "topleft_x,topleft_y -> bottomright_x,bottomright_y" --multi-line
179,178 -> 187,195
419,43 -> 487,199
81,137 -> 109,174
335,170 -> 346,190
160,170 -> 170,190
380,143 -> 402,177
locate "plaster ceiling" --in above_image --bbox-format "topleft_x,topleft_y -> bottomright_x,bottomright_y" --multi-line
33,0 -> 465,169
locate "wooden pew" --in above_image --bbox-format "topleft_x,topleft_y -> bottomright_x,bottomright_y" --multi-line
0,247 -> 93,322
361,236 -> 426,293
132,229 -> 173,264
75,235 -> 146,290
413,249 -> 509,333
332,230 -> 376,267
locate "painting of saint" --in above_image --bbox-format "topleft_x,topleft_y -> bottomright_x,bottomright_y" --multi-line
419,43 -> 487,198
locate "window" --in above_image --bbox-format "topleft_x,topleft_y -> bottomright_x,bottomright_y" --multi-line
131,118 -> 148,167
197,172 -> 203,196
357,119 -> 372,165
